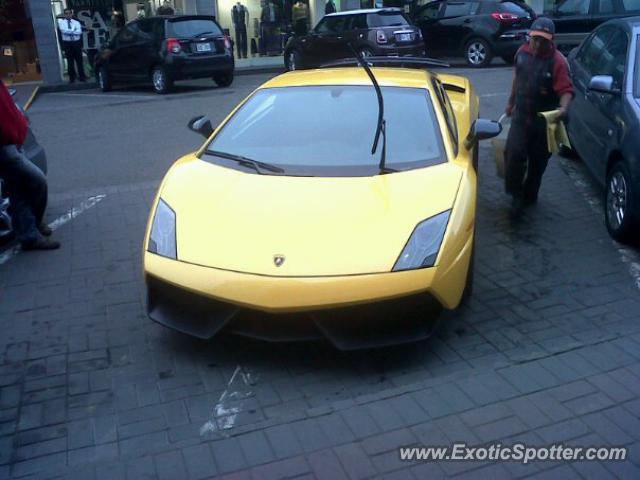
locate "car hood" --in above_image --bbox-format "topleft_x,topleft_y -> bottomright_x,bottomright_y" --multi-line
159,156 -> 463,276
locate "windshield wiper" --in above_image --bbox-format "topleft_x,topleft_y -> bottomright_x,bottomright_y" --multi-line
348,44 -> 390,175
192,31 -> 215,38
209,150 -> 284,174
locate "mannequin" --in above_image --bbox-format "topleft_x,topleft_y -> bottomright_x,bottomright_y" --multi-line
292,0 -> 309,36
325,0 -> 336,14
232,1 -> 249,58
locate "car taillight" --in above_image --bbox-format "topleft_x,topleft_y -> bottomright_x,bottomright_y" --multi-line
166,37 -> 182,54
224,35 -> 232,50
491,12 -> 519,22
376,30 -> 387,44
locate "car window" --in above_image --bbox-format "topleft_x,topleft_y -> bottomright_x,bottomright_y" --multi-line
414,2 -> 442,21
598,28 -> 628,88
367,12 -> 410,27
167,18 -> 223,37
597,0 -> 614,13
206,86 -> 446,176
442,1 -> 473,17
621,0 -> 640,12
315,16 -> 349,33
557,0 -> 590,15
137,19 -> 155,41
497,1 -> 530,14
576,26 -> 615,73
351,14 -> 368,29
115,23 -> 139,46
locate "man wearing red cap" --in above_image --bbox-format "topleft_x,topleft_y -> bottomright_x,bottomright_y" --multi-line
504,17 -> 574,211
0,82 -> 60,250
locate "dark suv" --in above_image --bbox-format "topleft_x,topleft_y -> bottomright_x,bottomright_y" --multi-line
548,0 -> 640,54
413,0 -> 535,67
284,8 -> 425,70
95,15 -> 234,94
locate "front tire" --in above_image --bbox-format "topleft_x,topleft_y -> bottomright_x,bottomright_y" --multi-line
151,66 -> 173,94
605,162 -> 637,243
465,38 -> 492,68
98,66 -> 112,92
213,72 -> 234,87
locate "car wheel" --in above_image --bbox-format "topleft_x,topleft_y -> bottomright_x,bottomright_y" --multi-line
214,72 -> 234,87
605,161 -> 637,243
359,48 -> 374,59
286,50 -> 302,71
464,38 -> 492,68
98,66 -> 112,92
151,66 -> 173,94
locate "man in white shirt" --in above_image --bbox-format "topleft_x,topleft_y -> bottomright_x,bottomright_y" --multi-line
57,8 -> 86,83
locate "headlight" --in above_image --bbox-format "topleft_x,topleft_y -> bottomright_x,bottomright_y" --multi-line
148,198 -> 177,259
393,210 -> 451,271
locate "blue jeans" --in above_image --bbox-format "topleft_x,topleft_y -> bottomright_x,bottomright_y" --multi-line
0,145 -> 48,244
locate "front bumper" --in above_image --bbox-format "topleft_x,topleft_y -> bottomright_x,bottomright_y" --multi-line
146,274 -> 442,350
144,230 -> 473,349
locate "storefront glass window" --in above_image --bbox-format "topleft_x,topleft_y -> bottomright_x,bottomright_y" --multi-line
0,0 -> 42,83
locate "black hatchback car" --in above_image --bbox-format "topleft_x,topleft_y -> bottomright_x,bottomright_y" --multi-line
95,15 -> 234,94
284,8 -> 425,70
566,17 -> 640,242
413,0 -> 536,67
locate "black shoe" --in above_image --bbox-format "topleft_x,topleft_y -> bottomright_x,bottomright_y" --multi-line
38,222 -> 52,236
21,238 -> 60,251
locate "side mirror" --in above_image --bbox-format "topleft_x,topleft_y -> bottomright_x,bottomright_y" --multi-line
464,118 -> 502,150
187,115 -> 214,138
588,75 -> 618,94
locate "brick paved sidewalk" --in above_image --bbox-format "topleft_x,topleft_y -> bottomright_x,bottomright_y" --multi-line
0,148 -> 639,479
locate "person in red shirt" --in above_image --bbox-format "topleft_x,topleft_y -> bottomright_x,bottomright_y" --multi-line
0,81 -> 60,250
504,17 -> 574,212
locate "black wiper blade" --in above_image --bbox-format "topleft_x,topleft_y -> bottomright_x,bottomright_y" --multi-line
209,150 -> 284,174
192,31 -> 215,37
348,43 -> 389,175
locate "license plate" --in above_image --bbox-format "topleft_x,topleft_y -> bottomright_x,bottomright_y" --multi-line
398,33 -> 411,42
196,42 -> 212,52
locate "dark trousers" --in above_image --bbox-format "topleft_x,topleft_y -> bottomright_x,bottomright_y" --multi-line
504,117 -> 551,203
235,26 -> 247,58
63,41 -> 86,81
0,145 -> 48,244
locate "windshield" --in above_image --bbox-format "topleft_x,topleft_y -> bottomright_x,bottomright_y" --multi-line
367,13 -> 410,27
168,19 -> 222,37
205,86 -> 446,176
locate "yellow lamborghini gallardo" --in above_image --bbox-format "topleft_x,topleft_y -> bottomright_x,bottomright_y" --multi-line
143,57 -> 501,349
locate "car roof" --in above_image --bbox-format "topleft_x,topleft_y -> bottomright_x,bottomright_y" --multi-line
325,8 -> 402,17
259,68 -> 435,91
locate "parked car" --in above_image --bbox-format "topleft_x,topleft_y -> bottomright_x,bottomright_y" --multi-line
548,0 -> 640,54
284,8 -> 425,70
413,0 -> 536,67
143,59 -> 502,349
0,89 -> 47,240
95,15 -> 234,94
566,16 -> 640,242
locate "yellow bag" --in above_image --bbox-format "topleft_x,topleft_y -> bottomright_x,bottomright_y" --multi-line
539,109 -> 572,155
